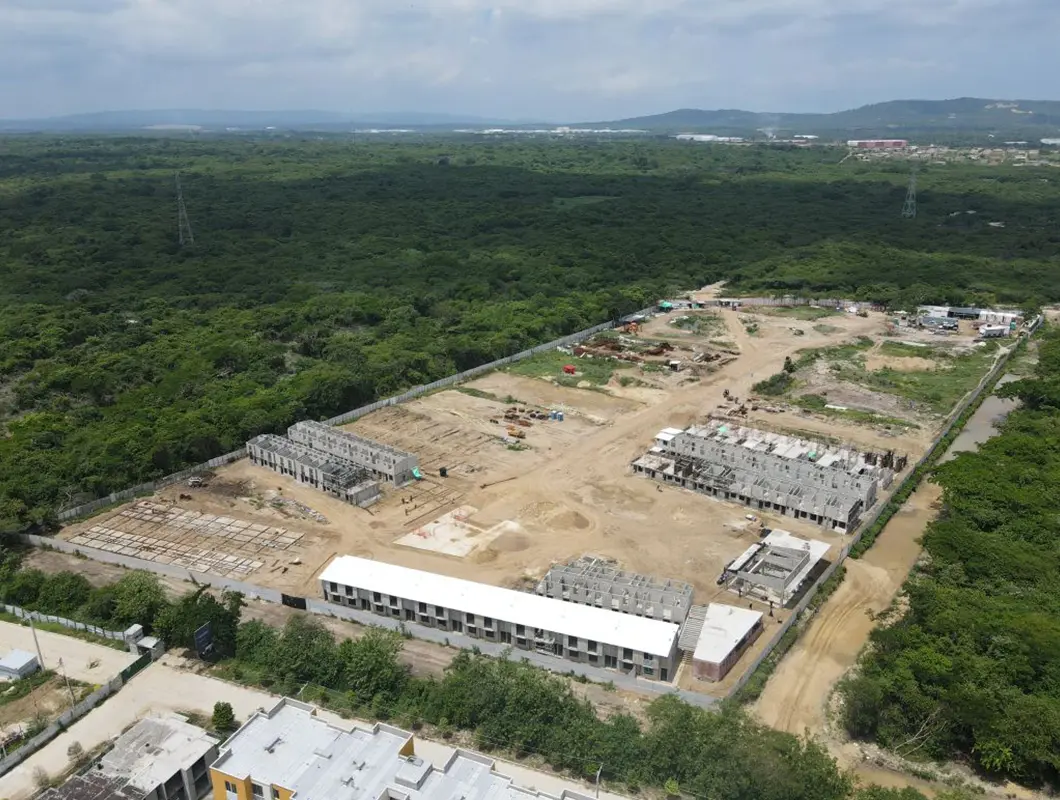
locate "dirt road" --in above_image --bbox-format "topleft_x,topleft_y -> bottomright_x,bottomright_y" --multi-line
0,658 -> 630,800
754,480 -> 939,733
0,620 -> 136,683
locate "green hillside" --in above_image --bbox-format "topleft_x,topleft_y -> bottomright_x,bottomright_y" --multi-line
586,98 -> 1060,139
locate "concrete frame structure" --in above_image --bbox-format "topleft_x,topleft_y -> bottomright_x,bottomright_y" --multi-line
632,420 -> 894,532
723,529 -> 830,606
210,698 -> 599,800
690,604 -> 763,682
536,556 -> 693,625
320,555 -> 680,681
288,421 -> 418,487
247,434 -> 380,507
41,714 -> 219,800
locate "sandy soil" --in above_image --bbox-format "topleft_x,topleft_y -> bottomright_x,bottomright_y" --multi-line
0,676 -> 81,730
0,659 -> 634,800
0,622 -> 136,685
56,307 -> 929,695
753,480 -> 940,734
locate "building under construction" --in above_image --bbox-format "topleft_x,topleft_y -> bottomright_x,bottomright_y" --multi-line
247,434 -> 381,507
288,420 -> 419,487
721,529 -> 830,606
535,556 -> 693,625
632,419 -> 900,532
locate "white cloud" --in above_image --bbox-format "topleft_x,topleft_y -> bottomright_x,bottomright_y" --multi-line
0,0 -> 1057,119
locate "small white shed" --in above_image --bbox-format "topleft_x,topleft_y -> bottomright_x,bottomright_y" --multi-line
0,649 -> 40,680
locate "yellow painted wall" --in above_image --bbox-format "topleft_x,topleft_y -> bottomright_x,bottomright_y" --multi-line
209,768 -> 254,800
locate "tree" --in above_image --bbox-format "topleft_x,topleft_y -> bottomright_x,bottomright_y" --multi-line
110,571 -> 169,629
66,740 -> 86,767
212,701 -> 236,733
32,766 -> 50,790
338,628 -> 408,704
154,587 -> 244,657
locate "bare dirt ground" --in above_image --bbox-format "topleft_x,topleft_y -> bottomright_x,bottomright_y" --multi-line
753,481 -> 940,734
56,306 -> 941,696
752,368 -> 1039,799
0,676 -> 79,731
753,480 -> 942,784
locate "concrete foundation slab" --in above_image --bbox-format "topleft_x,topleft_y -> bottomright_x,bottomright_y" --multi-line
394,506 -> 517,558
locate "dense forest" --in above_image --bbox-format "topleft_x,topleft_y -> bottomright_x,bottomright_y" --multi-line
1,136 -> 1059,529
839,330 -> 1060,786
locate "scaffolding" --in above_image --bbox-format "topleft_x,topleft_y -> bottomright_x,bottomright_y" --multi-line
536,556 -> 693,624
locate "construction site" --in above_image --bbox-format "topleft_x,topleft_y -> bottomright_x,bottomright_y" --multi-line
56,286 -> 1002,695
632,420 -> 903,532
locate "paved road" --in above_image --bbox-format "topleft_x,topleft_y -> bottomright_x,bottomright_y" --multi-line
0,657 -> 628,800
0,621 -> 136,684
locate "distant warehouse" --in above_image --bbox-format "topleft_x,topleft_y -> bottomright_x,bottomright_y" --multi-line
320,555 -> 681,681
846,139 -> 909,149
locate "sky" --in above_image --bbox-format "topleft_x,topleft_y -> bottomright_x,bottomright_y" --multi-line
1,0 -> 1058,121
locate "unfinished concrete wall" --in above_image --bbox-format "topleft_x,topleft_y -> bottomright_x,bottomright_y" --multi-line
247,434 -> 380,507
633,421 -> 893,532
536,557 -> 693,625
288,421 -> 418,486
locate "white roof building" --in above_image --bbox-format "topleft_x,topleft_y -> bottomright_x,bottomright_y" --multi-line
0,649 -> 39,680
692,604 -> 763,665
320,556 -> 680,657
213,699 -> 599,800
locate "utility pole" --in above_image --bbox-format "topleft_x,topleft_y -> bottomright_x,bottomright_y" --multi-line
28,617 -> 45,671
901,168 -> 918,219
176,171 -> 195,246
58,658 -> 76,707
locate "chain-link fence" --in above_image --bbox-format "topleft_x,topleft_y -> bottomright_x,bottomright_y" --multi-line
726,322 -> 1037,699
56,308 -> 654,523
2,604 -> 126,642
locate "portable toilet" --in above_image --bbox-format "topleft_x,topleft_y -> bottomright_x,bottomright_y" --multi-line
557,411 -> 564,422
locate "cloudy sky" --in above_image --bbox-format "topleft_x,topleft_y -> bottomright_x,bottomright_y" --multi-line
1,0 -> 1057,121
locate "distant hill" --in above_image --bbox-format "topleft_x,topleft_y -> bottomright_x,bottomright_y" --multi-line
580,98 -> 1060,139
0,109 -> 518,132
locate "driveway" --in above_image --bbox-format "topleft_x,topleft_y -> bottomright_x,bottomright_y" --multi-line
0,621 -> 137,684
0,656 -> 627,800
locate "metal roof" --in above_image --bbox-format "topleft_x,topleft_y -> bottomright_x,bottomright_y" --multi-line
0,649 -> 38,672
320,556 -> 679,656
692,604 -> 762,664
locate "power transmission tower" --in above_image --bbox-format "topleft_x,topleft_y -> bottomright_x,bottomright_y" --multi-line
176,171 -> 195,246
901,168 -> 917,219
